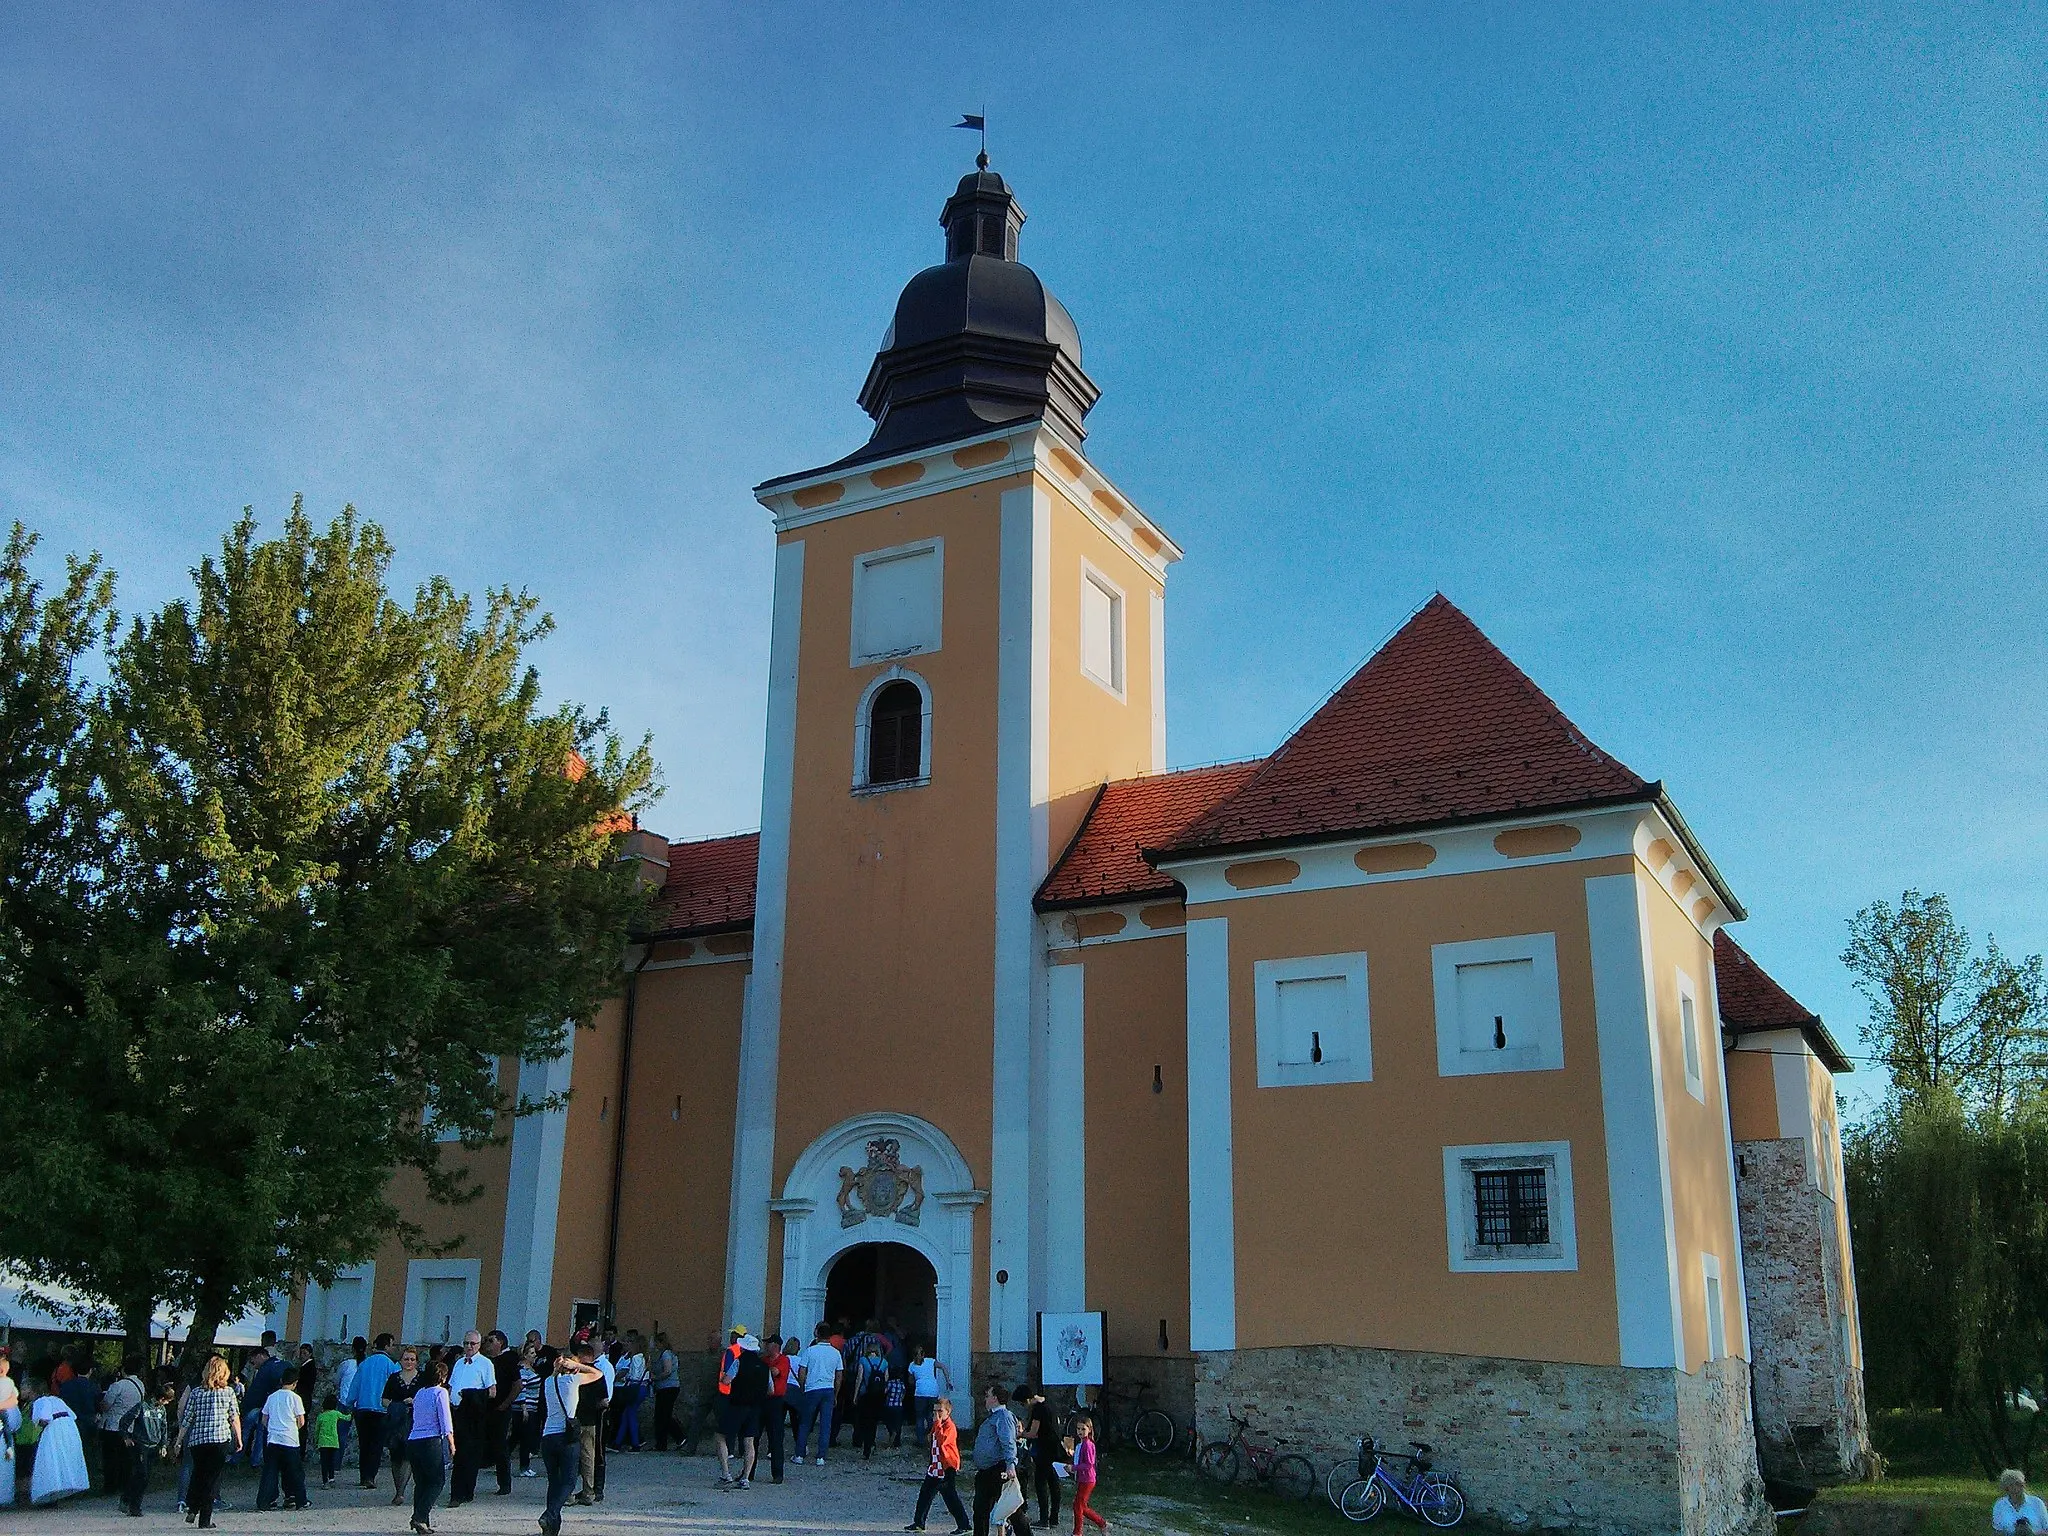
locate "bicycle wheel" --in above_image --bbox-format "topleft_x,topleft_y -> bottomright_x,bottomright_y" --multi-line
1131,1409 -> 1175,1455
1197,1442 -> 1240,1483
1266,1453 -> 1316,1501
1339,1478 -> 1385,1522
1417,1480 -> 1466,1527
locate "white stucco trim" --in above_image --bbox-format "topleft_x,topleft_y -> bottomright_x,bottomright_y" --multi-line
496,1028 -> 576,1341
1771,1036 -> 1820,1186
725,538 -> 804,1332
1252,951 -> 1373,1088
1045,964 -> 1087,1312
776,1113 -> 984,1417
850,664 -> 934,792
1078,559 -> 1127,699
1184,916 -> 1236,1351
1441,1141 -> 1579,1273
1148,588 -> 1166,774
1042,904 -> 1186,949
1430,931 -> 1565,1077
403,1258 -> 482,1347
1704,951 -> 1753,1360
990,483 -> 1051,1350
850,537 -> 944,666
1586,872 -> 1684,1368
301,1263 -> 375,1344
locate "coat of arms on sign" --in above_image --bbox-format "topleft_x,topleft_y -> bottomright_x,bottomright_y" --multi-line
1057,1322 -> 1090,1375
836,1137 -> 926,1228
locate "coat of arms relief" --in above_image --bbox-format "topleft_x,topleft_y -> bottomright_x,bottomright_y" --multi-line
837,1137 -> 926,1228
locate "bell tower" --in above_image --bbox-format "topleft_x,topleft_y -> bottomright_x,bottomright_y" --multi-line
725,162 -> 1182,1355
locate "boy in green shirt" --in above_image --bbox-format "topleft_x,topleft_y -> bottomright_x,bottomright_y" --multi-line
315,1394 -> 346,1486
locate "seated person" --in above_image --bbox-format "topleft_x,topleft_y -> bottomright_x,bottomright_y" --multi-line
1995,1469 -> 2048,1534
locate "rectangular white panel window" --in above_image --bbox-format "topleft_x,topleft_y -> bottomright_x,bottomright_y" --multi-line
1443,1140 -> 1578,1273
403,1257 -> 481,1346
852,539 -> 943,664
1253,952 -> 1370,1088
323,1275 -> 366,1342
1678,970 -> 1705,1102
1080,564 -> 1124,696
1433,933 -> 1564,1076
1702,1252 -> 1727,1360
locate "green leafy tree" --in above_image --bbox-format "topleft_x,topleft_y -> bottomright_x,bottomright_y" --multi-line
0,503 -> 656,1361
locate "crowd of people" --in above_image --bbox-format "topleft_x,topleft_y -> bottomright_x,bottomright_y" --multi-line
0,1317 -> 1115,1536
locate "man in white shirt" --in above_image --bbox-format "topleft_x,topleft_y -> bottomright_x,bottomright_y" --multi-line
97,1355 -> 146,1507
793,1325 -> 844,1465
334,1339 -> 361,1464
256,1380 -> 308,1510
446,1331 -> 496,1505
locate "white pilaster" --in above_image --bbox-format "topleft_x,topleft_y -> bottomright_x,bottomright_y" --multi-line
991,482 -> 1051,1351
1045,962 -> 1088,1312
1586,872 -> 1683,1369
1148,587 -> 1167,774
496,1029 -> 576,1339
1185,915 -> 1236,1351
725,538 -> 804,1333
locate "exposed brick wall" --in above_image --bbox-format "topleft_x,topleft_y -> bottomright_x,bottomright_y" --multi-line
1191,1343 -> 1772,1536
1735,1137 -> 1871,1482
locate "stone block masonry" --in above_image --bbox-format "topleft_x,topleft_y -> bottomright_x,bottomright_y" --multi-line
1735,1137 -> 1871,1483
1194,1344 -> 1773,1536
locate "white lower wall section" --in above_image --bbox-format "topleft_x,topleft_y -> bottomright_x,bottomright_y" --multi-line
1586,872 -> 1683,1368
990,483 -> 1051,1350
1045,963 -> 1087,1312
726,539 -> 805,1332
403,1258 -> 482,1347
496,1031 -> 576,1340
1184,915 -> 1236,1351
302,1264 -> 375,1344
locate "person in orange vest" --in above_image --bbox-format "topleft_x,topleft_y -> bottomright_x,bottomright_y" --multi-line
712,1328 -> 748,1483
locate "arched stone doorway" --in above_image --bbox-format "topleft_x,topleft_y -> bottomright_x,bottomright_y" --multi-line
772,1111 -> 982,1412
824,1243 -> 938,1347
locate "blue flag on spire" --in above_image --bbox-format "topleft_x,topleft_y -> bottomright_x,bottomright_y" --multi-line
954,115 -> 984,132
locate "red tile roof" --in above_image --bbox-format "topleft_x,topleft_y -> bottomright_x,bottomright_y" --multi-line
644,831 -> 760,936
1036,760 -> 1266,910
1715,930 -> 1851,1072
1163,594 -> 1654,856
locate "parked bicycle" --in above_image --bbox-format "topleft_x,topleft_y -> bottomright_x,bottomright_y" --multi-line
1327,1435 -> 1375,1508
1339,1438 -> 1465,1526
1062,1381 -> 1176,1455
1196,1408 -> 1316,1500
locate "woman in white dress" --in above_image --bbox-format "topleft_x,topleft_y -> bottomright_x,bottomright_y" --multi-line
0,1351 -> 19,1505
30,1386 -> 90,1504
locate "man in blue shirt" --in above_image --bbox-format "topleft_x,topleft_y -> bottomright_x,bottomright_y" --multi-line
970,1383 -> 1027,1536
350,1335 -> 399,1488
243,1346 -> 287,1468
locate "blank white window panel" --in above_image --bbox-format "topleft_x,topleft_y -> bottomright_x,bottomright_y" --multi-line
1678,971 -> 1705,1102
1080,566 -> 1124,694
1702,1253 -> 1727,1360
1253,952 -> 1371,1088
323,1276 -> 366,1342
421,1278 -> 466,1344
1433,933 -> 1564,1076
852,541 -> 943,663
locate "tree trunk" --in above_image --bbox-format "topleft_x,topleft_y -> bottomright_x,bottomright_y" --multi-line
181,1290 -> 226,1384
121,1292 -> 157,1370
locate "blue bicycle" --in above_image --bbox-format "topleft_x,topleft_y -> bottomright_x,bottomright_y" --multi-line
1338,1438 -> 1465,1526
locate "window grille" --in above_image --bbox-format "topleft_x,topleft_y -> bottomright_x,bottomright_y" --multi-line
1474,1167 -> 1549,1247
867,680 -> 923,784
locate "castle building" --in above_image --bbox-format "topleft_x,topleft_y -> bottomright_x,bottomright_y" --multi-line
278,163 -> 1867,1535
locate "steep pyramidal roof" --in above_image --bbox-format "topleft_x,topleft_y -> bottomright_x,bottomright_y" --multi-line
1165,595 -> 1654,856
1036,760 -> 1265,910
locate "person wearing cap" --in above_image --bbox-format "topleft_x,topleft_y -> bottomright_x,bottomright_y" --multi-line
718,1337 -> 769,1489
712,1329 -> 749,1484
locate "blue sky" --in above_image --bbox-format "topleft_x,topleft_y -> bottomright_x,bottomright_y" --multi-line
4,2 -> 2043,1106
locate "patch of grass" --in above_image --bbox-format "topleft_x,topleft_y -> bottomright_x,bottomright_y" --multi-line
1795,1475 -> 2001,1536
1089,1449 -> 1507,1535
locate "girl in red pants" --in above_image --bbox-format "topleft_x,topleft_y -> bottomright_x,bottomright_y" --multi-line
1071,1417 -> 1107,1531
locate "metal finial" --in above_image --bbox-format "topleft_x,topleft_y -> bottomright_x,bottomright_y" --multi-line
976,150 -> 989,170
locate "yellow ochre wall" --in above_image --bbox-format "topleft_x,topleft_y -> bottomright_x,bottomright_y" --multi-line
1194,856 -> 1635,1366
1640,873 -> 1747,1373
1064,925 -> 1193,1359
609,954 -> 749,1350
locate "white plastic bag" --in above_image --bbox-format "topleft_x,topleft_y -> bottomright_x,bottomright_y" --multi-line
990,1472 -> 1025,1524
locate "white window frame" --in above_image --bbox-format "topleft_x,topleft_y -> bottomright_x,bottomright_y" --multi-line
403,1258 -> 481,1346
1431,932 -> 1565,1077
1702,1252 -> 1727,1361
850,537 -> 944,666
1252,951 -> 1372,1088
850,665 -> 933,793
1079,561 -> 1126,698
1443,1140 -> 1578,1273
1677,968 -> 1705,1103
302,1262 -> 375,1343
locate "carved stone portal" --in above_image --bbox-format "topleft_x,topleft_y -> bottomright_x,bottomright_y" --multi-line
836,1137 -> 926,1229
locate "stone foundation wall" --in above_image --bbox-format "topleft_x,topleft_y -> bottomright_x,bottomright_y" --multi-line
1193,1343 -> 1772,1536
967,1353 -> 1196,1440
1736,1137 -> 1872,1482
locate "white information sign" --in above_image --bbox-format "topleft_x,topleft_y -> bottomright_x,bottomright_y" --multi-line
1037,1311 -> 1105,1387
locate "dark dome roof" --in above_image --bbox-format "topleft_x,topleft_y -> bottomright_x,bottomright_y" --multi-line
850,166 -> 1099,464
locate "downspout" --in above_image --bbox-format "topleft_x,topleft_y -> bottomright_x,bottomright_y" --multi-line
602,944 -> 652,1324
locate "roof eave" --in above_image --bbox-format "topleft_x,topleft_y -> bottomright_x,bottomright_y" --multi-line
1651,787 -> 1746,921
630,915 -> 757,945
1034,878 -> 1183,915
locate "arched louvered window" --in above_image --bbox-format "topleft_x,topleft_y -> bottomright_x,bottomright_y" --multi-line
867,680 -> 924,785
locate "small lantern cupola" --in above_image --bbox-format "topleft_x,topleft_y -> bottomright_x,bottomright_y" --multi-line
941,163 -> 1025,261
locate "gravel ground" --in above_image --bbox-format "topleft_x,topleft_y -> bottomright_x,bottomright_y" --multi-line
5,1442 -> 961,1536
